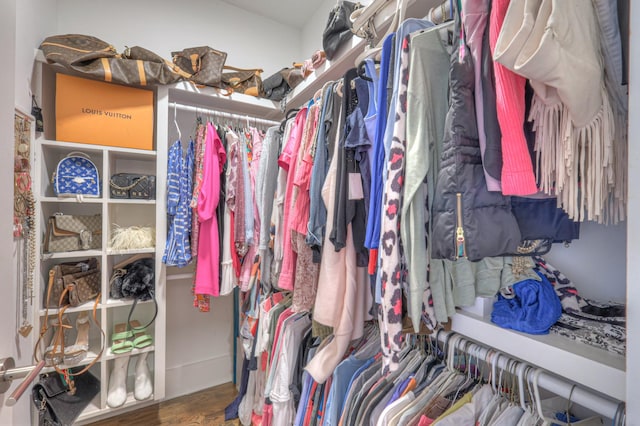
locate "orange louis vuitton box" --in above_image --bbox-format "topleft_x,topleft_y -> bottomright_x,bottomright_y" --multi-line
56,74 -> 154,150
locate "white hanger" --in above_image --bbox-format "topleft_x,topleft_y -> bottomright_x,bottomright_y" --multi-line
532,369 -> 603,426
173,102 -> 182,142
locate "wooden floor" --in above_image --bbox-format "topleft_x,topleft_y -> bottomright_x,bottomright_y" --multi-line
89,382 -> 240,426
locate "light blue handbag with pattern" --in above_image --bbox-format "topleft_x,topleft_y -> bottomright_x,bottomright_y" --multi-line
53,152 -> 100,199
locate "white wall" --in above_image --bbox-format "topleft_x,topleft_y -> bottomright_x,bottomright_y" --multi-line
15,0 -> 56,112
545,222 -> 627,303
161,108 -> 236,399
0,0 -> 57,422
0,0 -> 17,424
165,279 -> 234,399
301,0 -> 335,59
55,0 -> 303,77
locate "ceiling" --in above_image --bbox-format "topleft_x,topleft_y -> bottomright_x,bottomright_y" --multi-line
219,0 -> 323,29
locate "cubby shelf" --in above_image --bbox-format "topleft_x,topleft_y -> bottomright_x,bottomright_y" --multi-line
32,60 -> 168,425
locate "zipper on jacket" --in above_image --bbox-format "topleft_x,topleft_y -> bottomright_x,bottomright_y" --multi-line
455,193 -> 467,259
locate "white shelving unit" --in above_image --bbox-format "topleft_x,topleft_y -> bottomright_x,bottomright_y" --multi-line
30,60 -> 168,424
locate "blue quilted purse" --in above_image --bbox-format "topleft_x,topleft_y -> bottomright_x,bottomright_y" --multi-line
53,152 -> 100,198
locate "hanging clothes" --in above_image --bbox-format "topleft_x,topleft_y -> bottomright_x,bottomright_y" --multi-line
194,122 -> 227,297
403,23 -> 452,332
162,138 -> 195,267
278,107 -> 309,291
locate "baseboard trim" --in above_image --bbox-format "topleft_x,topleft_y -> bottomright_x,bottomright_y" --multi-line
165,355 -> 233,400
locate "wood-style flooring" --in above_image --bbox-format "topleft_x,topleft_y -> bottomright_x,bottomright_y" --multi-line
89,382 -> 240,426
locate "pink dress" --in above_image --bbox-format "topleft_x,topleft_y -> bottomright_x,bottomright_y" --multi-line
194,122 -> 227,296
277,108 -> 308,291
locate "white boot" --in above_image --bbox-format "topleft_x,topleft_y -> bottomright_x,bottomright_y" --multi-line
134,352 -> 153,401
107,356 -> 130,408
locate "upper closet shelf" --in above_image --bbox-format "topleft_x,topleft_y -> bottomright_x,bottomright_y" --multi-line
167,82 -> 282,121
284,0 -> 436,109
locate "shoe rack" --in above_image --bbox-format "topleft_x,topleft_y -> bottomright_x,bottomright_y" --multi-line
30,61 -> 169,424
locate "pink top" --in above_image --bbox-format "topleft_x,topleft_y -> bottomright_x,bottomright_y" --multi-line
239,129 -> 263,289
278,108 -> 308,291
195,123 -> 226,296
489,0 -> 537,196
291,103 -> 321,234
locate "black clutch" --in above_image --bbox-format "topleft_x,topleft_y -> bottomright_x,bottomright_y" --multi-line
32,369 -> 100,426
109,173 -> 156,200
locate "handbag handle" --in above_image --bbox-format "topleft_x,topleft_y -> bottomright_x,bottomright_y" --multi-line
223,65 -> 263,74
109,175 -> 147,191
64,151 -> 94,161
126,296 -> 158,333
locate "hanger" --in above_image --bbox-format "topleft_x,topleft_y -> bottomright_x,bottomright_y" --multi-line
112,253 -> 153,271
354,0 -> 408,67
357,60 -> 373,82
532,370 -> 603,425
173,102 -> 182,142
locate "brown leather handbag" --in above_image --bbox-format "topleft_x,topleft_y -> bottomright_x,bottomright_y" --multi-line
171,46 -> 228,87
45,258 -> 101,308
221,66 -> 264,96
40,34 -> 191,86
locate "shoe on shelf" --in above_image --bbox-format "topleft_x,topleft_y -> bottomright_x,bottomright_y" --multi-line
63,312 -> 90,365
107,356 -> 130,408
134,352 -> 153,401
44,308 -> 71,366
129,320 -> 153,349
111,323 -> 134,355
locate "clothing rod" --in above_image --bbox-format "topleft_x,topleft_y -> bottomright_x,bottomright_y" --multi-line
172,103 -> 280,127
166,272 -> 194,281
427,0 -> 453,25
438,330 -> 623,420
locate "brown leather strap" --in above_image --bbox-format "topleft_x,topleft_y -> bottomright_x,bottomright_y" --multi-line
54,293 -> 104,377
34,270 -> 57,363
223,65 -> 263,74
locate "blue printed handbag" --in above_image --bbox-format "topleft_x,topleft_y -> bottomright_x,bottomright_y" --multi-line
53,152 -> 100,198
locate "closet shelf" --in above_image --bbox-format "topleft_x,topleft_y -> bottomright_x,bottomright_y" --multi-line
74,399 -> 102,423
167,83 -> 282,121
104,298 -> 155,308
451,310 -> 626,401
39,303 -> 102,316
284,36 -> 366,110
42,249 -> 104,260
37,138 -> 157,157
104,345 -> 155,361
76,395 -> 156,424
106,199 -> 156,205
39,196 -> 103,204
106,247 -> 156,256
40,350 -> 102,374
283,0 -> 436,110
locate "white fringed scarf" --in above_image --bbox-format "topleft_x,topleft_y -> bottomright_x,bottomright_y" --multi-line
494,0 -> 627,223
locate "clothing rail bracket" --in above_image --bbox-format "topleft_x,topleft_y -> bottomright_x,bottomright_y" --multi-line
0,357 -> 46,406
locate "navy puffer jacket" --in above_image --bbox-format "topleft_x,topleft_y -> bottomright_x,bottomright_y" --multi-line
431,23 -> 521,261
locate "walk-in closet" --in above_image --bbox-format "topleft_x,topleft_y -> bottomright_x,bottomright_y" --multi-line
0,0 -> 637,424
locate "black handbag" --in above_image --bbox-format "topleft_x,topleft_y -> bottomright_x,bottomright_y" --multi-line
507,196 -> 581,256
32,369 -> 100,426
109,173 -> 156,199
322,1 -> 362,60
